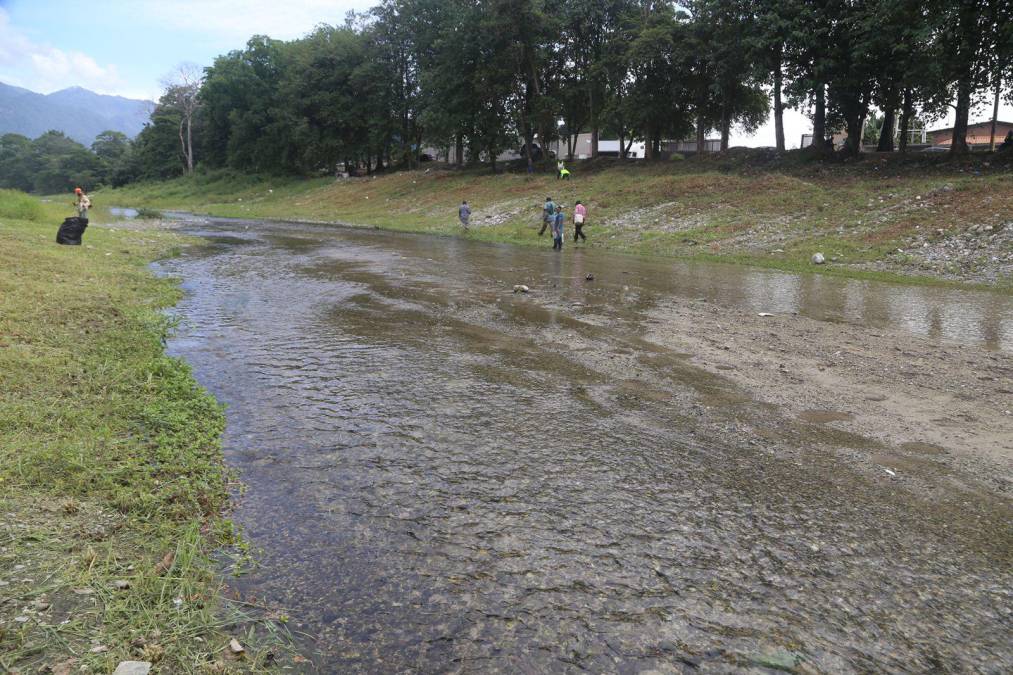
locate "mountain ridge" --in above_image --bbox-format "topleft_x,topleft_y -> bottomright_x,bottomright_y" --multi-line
0,82 -> 153,146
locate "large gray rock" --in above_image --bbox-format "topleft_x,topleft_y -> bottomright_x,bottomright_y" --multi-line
811,252 -> 826,265
113,662 -> 152,675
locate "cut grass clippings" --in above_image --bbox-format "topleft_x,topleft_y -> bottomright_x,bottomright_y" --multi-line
0,194 -> 288,672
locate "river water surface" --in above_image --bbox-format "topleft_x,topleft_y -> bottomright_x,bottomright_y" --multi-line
156,217 -> 1012,673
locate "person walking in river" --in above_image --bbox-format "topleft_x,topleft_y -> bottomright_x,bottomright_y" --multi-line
539,196 -> 556,236
552,204 -> 565,251
74,187 -> 91,220
573,200 -> 587,244
458,200 -> 471,230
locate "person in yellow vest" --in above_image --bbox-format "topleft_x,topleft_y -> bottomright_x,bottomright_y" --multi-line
74,187 -> 91,219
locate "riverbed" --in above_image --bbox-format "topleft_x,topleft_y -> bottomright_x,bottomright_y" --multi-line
153,215 -> 1012,672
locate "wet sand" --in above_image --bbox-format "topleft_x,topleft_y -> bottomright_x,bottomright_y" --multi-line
152,216 -> 1011,672
643,296 -> 1012,496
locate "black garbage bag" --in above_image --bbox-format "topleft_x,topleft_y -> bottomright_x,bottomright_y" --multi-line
56,216 -> 88,245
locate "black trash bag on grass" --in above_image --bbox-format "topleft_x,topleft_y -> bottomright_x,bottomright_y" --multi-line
56,217 -> 88,245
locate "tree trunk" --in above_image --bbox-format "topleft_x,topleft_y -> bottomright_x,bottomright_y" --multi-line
951,79 -> 972,154
812,83 -> 826,150
523,119 -> 535,172
178,118 -> 187,173
588,85 -> 599,158
455,133 -> 464,167
842,108 -> 864,157
591,125 -> 599,159
773,52 -> 785,152
720,101 -> 731,151
877,107 -> 896,152
990,76 -> 1002,151
696,114 -> 706,154
619,128 -> 627,159
899,88 -> 913,153
624,136 -> 634,158
186,114 -> 193,171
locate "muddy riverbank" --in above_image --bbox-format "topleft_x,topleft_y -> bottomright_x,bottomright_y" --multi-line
104,160 -> 1013,288
154,215 -> 1011,672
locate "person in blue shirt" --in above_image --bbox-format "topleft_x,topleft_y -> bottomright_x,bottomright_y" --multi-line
552,205 -> 565,250
458,200 -> 471,229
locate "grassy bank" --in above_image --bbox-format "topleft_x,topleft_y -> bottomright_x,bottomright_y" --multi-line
104,152 -> 1013,289
0,191 -> 280,672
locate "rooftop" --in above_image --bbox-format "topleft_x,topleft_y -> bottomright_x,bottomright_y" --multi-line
927,120 -> 1013,134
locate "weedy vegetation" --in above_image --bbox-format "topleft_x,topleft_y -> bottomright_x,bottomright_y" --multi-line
0,192 -> 292,673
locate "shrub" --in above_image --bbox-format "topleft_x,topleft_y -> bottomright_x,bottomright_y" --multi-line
0,189 -> 45,222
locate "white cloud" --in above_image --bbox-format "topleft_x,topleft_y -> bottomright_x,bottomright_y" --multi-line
139,0 -> 368,44
0,8 -> 125,94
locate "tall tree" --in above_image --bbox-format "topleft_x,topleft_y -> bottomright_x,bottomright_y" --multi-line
930,0 -> 1007,154
750,0 -> 798,152
160,63 -> 202,174
625,2 -> 693,159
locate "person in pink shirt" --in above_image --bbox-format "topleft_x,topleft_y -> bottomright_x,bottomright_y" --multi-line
573,200 -> 587,243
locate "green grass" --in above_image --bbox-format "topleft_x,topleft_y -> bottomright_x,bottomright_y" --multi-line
0,188 -> 46,221
0,192 -> 288,673
103,158 -> 1013,289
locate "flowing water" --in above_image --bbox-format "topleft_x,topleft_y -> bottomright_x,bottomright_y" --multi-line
156,216 -> 1012,673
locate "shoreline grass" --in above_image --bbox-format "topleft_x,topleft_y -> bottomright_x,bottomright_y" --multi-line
0,193 -> 284,672
101,157 -> 1013,292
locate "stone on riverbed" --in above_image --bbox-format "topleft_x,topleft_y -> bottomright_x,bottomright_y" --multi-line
113,662 -> 152,675
513,284 -> 529,293
811,252 -> 826,265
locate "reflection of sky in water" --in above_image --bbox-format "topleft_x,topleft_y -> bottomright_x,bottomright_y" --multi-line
107,207 -> 138,218
742,270 -> 802,315
169,215 -> 1013,351
732,266 -> 1010,351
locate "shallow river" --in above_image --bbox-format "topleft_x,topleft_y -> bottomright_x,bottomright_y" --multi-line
156,217 -> 1012,673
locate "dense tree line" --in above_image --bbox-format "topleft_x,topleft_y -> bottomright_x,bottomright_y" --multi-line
1,0 -> 1010,193
0,130 -> 138,194
168,0 -> 1007,173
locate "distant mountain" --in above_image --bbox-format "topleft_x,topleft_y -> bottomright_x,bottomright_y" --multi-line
0,82 -> 152,146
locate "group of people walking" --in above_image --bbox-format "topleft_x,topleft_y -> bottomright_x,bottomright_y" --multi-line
458,195 -> 590,251
538,196 -> 586,250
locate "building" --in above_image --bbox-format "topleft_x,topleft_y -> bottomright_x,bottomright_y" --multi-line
551,133 -> 645,159
551,134 -> 722,159
927,120 -> 1013,149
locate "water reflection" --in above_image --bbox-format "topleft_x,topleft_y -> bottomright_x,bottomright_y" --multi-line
107,206 -> 139,218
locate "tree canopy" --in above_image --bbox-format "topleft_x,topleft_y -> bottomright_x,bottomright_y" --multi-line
2,0 -> 1010,192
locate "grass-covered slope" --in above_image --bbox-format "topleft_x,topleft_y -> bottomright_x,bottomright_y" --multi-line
106,152 -> 1013,287
0,192 -> 278,672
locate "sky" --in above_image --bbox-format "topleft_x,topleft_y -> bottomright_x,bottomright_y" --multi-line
1,0 -> 1009,148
